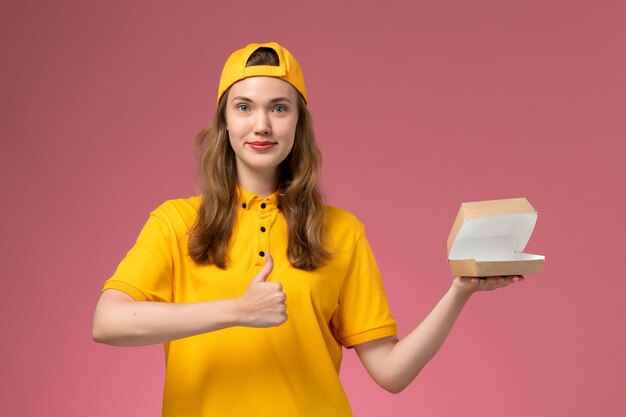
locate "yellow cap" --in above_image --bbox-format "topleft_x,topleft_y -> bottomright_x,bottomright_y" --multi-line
217,42 -> 308,105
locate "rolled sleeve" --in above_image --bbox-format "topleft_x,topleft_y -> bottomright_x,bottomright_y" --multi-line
102,210 -> 174,303
331,225 -> 397,348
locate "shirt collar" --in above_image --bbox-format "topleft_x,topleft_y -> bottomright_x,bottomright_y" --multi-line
237,185 -> 280,210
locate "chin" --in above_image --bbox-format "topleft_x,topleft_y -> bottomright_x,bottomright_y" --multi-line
242,159 -> 283,173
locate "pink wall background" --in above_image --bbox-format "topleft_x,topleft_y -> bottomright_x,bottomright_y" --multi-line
2,0 -> 625,415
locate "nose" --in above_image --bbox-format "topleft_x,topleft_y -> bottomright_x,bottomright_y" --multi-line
254,112 -> 271,136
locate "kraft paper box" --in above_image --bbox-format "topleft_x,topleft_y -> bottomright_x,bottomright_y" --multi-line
447,198 -> 545,277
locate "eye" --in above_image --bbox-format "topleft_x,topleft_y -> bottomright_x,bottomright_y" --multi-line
236,104 -> 250,112
273,105 -> 287,113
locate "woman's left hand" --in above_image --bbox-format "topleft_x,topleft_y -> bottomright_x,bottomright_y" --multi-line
452,275 -> 524,296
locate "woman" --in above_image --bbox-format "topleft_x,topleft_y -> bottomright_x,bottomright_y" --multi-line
92,41 -> 523,416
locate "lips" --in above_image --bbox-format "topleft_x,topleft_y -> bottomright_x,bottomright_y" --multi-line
247,141 -> 277,151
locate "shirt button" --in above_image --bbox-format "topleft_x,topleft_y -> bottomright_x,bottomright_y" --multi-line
260,203 -> 266,209
242,203 -> 247,209
259,251 -> 265,257
260,226 -> 266,232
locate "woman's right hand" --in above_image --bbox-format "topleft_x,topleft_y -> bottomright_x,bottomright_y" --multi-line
92,253 -> 287,347
236,253 -> 288,328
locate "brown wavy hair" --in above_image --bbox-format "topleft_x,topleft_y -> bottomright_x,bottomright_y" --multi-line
188,47 -> 331,270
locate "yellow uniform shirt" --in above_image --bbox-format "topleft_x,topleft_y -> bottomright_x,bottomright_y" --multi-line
103,187 -> 397,417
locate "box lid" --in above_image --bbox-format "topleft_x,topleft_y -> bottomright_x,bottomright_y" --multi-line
447,197 -> 544,263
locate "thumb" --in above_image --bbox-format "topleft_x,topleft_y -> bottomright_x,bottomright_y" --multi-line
252,252 -> 274,283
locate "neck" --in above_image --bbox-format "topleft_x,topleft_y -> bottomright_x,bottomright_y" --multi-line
237,168 -> 278,198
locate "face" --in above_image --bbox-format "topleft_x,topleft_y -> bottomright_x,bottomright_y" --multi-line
225,76 -> 299,181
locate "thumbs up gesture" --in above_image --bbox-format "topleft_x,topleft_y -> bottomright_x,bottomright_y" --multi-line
236,253 -> 288,328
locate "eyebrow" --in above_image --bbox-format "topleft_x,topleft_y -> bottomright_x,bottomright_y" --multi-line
231,96 -> 293,104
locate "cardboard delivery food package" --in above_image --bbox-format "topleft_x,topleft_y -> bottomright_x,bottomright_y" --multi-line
447,197 -> 544,277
